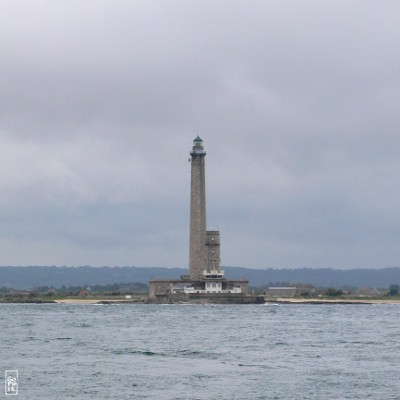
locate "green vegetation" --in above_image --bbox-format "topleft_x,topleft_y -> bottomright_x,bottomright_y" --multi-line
260,282 -> 400,302
0,282 -> 149,303
324,288 -> 343,297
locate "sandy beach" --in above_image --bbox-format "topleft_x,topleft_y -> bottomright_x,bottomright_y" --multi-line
54,299 -> 128,304
271,298 -> 400,304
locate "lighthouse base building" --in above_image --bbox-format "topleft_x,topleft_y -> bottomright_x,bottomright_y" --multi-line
148,137 -> 263,304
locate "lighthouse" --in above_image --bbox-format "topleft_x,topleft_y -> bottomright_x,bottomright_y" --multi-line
148,137 -> 256,303
188,136 -> 207,280
189,136 -> 222,280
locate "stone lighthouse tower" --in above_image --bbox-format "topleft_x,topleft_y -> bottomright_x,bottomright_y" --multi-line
189,136 -> 223,280
148,137 -> 255,303
189,136 -> 207,280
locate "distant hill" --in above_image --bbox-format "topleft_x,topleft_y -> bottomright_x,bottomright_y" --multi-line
0,266 -> 181,290
0,265 -> 399,290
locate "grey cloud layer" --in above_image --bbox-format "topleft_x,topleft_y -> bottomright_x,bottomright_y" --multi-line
1,1 -> 399,268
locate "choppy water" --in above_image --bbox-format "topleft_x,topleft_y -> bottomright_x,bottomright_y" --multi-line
1,303 -> 399,399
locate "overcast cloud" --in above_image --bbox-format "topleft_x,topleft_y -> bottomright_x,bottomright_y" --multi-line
1,0 -> 399,269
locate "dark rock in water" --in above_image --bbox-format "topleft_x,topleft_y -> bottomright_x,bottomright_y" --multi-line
255,295 -> 265,304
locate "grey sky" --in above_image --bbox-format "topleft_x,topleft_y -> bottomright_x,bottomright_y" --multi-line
1,0 -> 399,269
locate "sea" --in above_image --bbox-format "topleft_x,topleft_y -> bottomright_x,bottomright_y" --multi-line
1,303 -> 399,399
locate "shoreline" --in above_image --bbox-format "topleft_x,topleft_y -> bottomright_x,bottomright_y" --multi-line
1,298 -> 400,305
56,298 -> 400,305
269,298 -> 400,305
54,299 -> 142,304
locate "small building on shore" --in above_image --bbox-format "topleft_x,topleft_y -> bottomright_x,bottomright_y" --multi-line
266,287 -> 298,298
